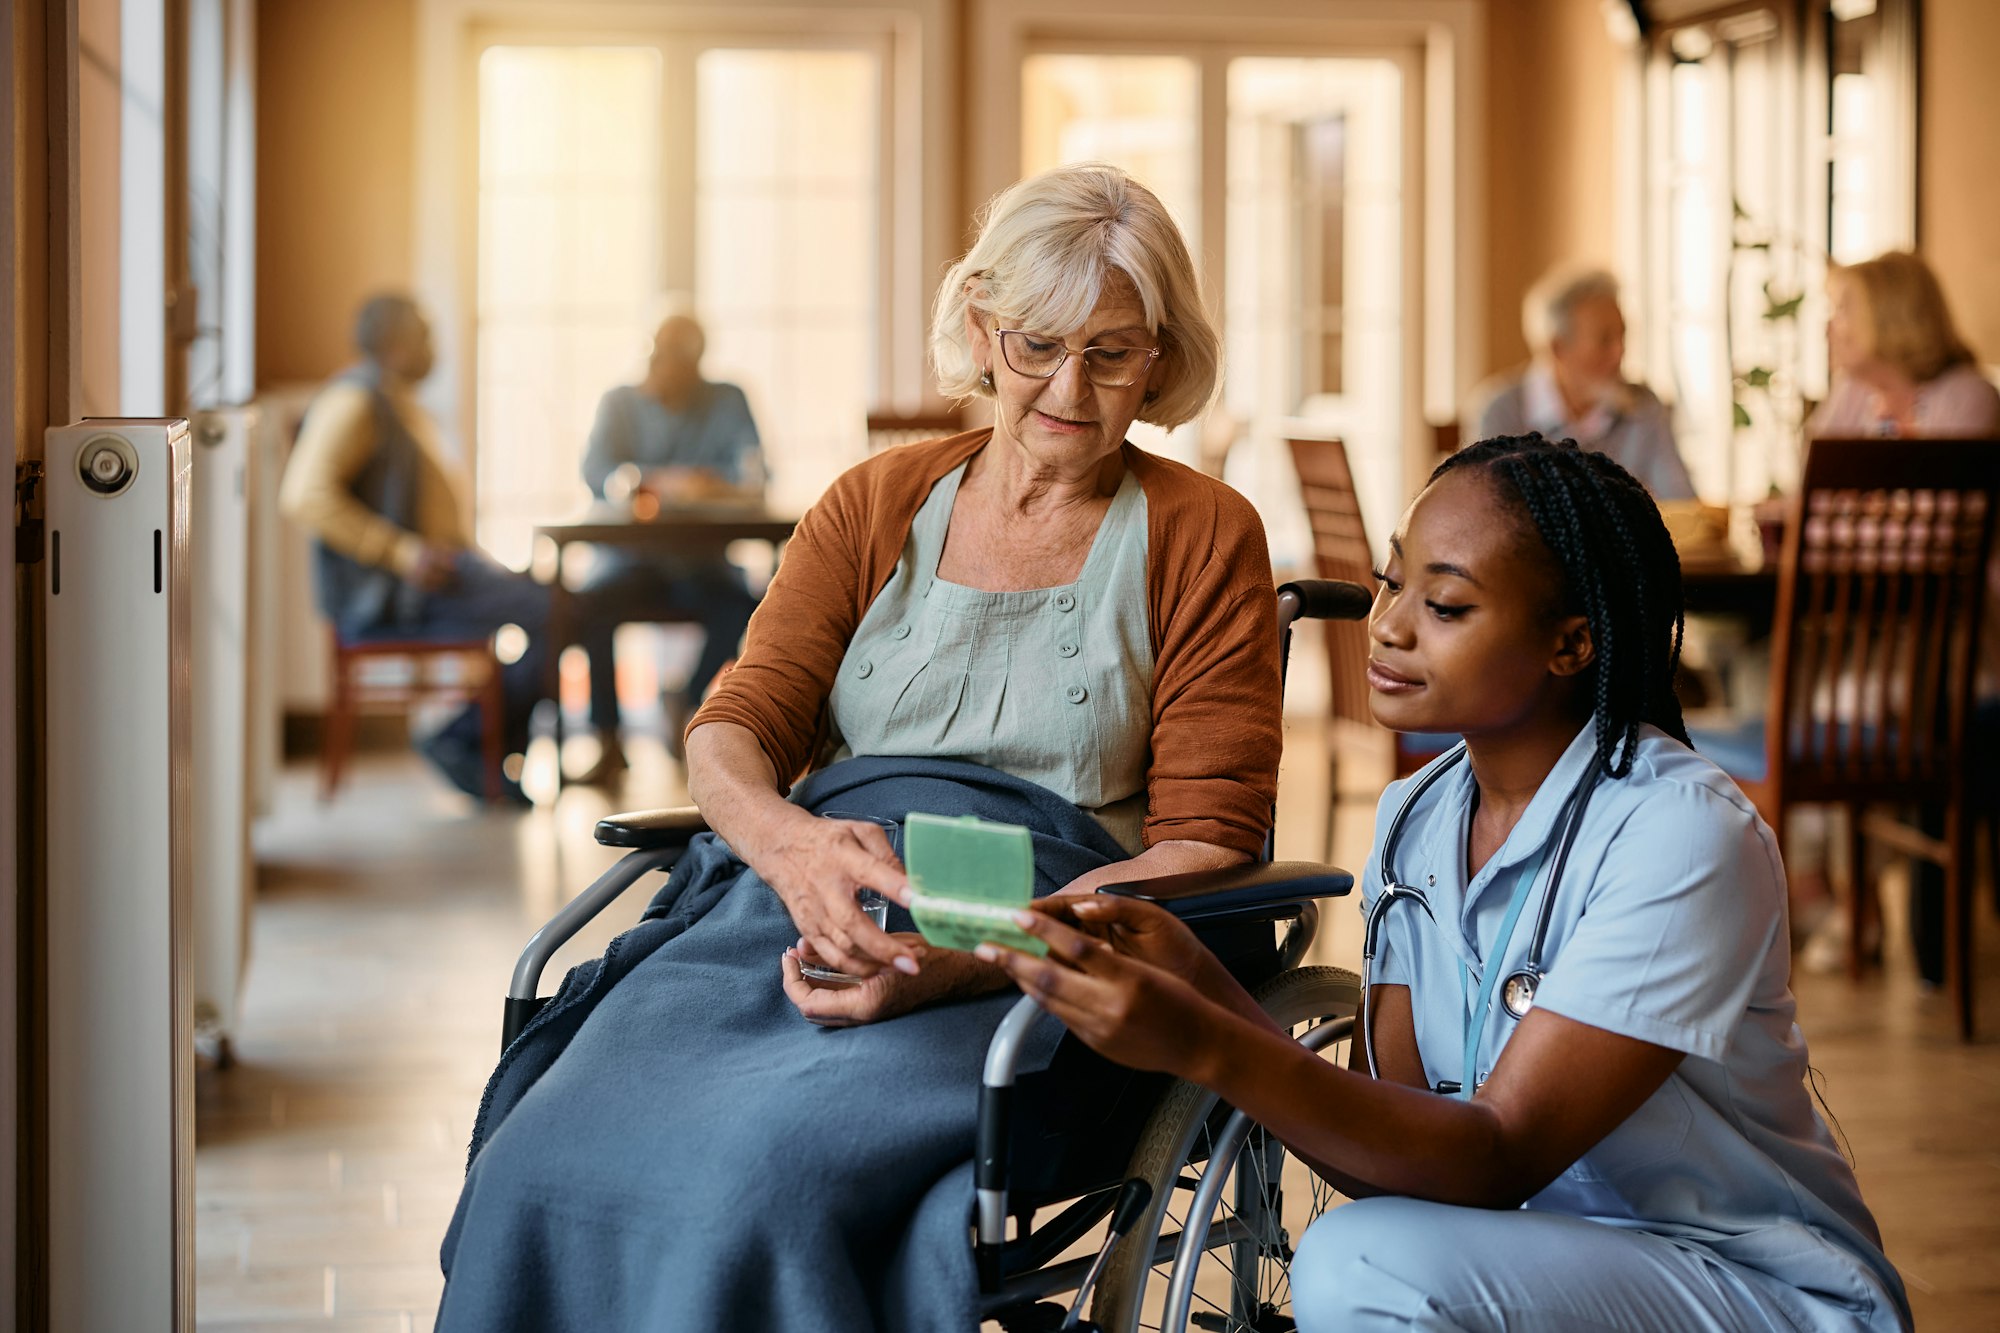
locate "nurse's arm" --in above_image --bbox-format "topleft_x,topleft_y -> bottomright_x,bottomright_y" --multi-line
1193,1004 -> 1684,1210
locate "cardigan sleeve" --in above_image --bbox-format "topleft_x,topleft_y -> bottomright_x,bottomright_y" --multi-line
685,477 -> 869,787
1140,478 -> 1282,856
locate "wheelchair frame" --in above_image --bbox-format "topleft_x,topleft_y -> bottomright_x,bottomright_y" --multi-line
496,579 -> 1372,1332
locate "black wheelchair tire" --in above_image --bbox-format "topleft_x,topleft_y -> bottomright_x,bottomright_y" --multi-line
1087,965 -> 1361,1333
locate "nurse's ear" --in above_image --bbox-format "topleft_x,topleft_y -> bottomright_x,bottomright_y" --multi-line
1547,614 -> 1595,680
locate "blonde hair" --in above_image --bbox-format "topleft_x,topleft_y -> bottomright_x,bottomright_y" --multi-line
1522,264 -> 1621,355
930,164 -> 1220,430
1830,251 -> 1975,384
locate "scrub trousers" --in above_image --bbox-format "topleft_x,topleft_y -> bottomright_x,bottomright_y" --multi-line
1291,1198 -> 1886,1332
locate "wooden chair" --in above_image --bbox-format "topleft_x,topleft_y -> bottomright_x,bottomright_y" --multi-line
1432,419 -> 1461,457
323,632 -> 506,803
1718,438 -> 2000,1039
1287,437 -> 1454,855
866,410 -> 965,454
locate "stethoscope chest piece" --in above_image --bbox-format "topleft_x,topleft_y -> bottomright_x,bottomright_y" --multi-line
1500,968 -> 1540,1019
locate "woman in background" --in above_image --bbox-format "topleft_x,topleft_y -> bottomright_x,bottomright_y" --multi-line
1810,250 -> 1999,439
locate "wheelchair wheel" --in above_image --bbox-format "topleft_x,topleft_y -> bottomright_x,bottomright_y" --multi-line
1087,965 -> 1359,1333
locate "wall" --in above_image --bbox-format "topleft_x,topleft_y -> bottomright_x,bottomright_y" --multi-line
1920,0 -> 2000,364
1479,0 -> 1621,377
254,0 -> 415,385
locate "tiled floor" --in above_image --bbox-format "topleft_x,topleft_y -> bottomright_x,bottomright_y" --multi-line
196,724 -> 2000,1330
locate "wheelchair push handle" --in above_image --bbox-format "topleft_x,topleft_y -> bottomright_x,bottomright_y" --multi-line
1277,577 -> 1373,625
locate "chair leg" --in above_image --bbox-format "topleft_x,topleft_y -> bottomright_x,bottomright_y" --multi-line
1947,803 -> 1975,1041
480,653 -> 506,804
1845,802 -> 1871,982
321,649 -> 356,803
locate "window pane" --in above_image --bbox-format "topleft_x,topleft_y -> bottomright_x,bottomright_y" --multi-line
475,45 -> 662,568
1021,54 -> 1201,253
695,48 -> 880,514
1226,57 -> 1403,561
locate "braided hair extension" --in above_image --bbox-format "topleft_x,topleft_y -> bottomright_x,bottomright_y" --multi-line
1429,433 -> 1689,778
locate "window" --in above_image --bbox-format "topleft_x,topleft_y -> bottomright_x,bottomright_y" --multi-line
471,39 -> 884,567
1019,48 -> 1409,559
1631,0 -> 1916,502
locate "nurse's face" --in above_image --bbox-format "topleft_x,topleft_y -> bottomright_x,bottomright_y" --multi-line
1365,469 -> 1593,738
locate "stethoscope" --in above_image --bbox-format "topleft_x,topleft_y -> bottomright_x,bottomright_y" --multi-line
1360,743 -> 1603,1098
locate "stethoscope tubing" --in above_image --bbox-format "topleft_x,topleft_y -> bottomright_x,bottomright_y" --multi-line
1361,744 -> 1602,1088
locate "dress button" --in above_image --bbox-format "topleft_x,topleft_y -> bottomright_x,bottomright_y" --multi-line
856,660 -> 874,679
1053,592 -> 1076,612
1057,642 -> 1079,658
891,623 -> 912,640
1066,684 -> 1088,704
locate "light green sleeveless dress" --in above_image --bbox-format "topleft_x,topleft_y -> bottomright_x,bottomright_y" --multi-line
826,462 -> 1154,853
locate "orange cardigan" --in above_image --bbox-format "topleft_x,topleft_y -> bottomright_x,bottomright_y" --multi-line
689,430 -> 1282,856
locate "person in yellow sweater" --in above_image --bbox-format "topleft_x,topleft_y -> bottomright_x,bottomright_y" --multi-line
280,293 -> 584,803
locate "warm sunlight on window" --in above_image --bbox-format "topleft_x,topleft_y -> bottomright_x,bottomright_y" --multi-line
1022,55 -> 1201,253
695,48 -> 881,516
476,45 -> 662,568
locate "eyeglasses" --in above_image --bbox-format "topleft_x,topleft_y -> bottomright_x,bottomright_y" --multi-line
995,329 -> 1162,389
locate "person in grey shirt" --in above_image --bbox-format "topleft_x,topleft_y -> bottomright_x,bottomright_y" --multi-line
577,311 -> 764,780
1467,266 -> 1696,501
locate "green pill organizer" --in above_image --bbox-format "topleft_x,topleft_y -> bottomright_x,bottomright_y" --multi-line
904,813 -> 1048,957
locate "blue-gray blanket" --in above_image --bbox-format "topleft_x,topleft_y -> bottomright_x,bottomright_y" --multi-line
437,756 -> 1128,1331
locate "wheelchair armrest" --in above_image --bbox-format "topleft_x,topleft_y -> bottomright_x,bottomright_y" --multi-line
1098,860 -> 1354,922
594,805 -> 710,849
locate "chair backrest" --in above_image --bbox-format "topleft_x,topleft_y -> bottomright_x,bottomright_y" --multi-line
865,410 -> 965,455
1432,419 -> 1461,457
1286,437 -> 1376,728
1768,437 -> 2000,801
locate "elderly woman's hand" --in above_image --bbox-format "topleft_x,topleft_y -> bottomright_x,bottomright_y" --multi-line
746,809 -> 918,979
780,936 -> 1006,1026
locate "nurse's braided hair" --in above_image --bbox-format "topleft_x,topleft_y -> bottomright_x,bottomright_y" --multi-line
1429,432 -> 1688,779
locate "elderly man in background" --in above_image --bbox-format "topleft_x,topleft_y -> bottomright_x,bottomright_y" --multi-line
575,310 -> 765,780
1469,264 -> 1696,501
280,292 -> 556,804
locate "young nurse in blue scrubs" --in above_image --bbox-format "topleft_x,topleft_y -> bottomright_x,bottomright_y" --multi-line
978,434 -> 1912,1331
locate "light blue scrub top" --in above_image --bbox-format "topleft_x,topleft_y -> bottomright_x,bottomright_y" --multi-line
1361,724 -> 1912,1332
581,382 -> 762,499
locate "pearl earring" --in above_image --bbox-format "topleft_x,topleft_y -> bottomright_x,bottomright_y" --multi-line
980,368 -> 994,389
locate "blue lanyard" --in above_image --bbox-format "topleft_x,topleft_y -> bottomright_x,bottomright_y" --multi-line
1453,847 -> 1549,1101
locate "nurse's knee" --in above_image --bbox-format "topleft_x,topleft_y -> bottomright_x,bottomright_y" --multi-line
1290,1198 -> 1447,1333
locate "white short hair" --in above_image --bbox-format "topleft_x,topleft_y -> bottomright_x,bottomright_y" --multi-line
1522,265 -> 1622,354
930,164 -> 1220,430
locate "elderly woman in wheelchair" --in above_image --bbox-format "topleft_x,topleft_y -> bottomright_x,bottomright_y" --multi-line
438,163 -> 1348,1332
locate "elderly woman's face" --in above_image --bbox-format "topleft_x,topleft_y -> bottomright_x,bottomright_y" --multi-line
968,282 -> 1159,471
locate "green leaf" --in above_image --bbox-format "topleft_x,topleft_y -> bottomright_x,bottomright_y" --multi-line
1743,367 -> 1773,388
1733,197 -> 1750,220
1764,293 -> 1804,321
1733,401 -> 1754,429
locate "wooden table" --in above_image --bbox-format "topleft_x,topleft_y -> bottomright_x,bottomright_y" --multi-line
533,504 -> 801,762
1679,555 -> 1779,626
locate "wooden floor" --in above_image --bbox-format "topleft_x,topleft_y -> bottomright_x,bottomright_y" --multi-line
196,725 -> 2000,1330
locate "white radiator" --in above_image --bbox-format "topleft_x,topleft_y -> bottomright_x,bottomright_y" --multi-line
191,406 -> 256,1052
45,418 -> 194,1333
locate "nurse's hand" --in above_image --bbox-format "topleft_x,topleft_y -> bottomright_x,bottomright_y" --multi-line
978,909 -> 1226,1077
1026,896 -> 1277,1031
780,937 -> 1006,1026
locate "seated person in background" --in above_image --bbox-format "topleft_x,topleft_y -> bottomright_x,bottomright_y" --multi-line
1807,250 -> 2000,983
280,293 -> 555,804
575,309 -> 764,779
437,163 -> 1278,1330
1470,264 -> 1696,501
1810,250 -> 2000,439
989,434 -> 1909,1333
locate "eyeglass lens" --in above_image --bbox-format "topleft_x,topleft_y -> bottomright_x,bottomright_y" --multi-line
998,331 -> 1155,387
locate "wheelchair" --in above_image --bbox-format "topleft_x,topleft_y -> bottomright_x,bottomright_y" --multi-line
497,578 -> 1374,1332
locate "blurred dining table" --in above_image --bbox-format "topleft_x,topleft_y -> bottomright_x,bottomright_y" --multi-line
1665,500 -> 1782,627
532,501 -> 801,767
